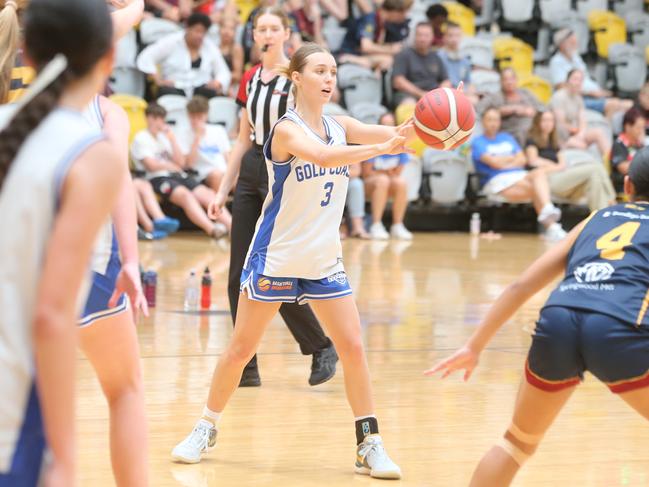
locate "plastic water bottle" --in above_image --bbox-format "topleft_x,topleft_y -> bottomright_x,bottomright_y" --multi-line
143,270 -> 157,308
183,269 -> 199,311
470,212 -> 481,236
200,267 -> 212,310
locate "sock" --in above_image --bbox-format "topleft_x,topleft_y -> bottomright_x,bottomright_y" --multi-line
355,415 -> 379,445
202,406 -> 221,427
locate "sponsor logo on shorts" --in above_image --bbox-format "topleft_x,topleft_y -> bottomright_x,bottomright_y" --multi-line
327,272 -> 348,285
257,277 -> 271,291
258,277 -> 294,292
574,262 -> 615,283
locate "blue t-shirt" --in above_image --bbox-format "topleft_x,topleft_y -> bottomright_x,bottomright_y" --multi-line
437,49 -> 471,87
366,152 -> 408,171
471,132 -> 523,186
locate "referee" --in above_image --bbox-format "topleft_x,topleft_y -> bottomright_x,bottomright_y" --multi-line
209,6 -> 338,387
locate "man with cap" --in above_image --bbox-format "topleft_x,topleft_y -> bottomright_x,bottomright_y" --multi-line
549,28 -> 631,119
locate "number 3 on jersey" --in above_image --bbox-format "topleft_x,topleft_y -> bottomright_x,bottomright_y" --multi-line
321,182 -> 334,207
596,221 -> 641,260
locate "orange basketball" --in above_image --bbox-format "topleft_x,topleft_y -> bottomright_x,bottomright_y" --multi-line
413,87 -> 475,150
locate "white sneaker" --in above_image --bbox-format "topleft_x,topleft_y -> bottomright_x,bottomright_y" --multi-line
543,222 -> 567,242
355,434 -> 402,480
390,223 -> 413,240
369,222 -> 389,240
537,204 -> 562,226
211,223 -> 228,240
171,419 -> 217,464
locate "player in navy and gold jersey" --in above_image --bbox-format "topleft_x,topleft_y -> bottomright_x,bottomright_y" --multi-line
427,149 -> 649,487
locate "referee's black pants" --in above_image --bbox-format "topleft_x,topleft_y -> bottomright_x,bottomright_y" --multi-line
228,145 -> 331,368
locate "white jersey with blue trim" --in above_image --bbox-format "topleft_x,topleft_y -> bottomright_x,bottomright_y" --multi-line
0,107 -> 102,471
82,95 -> 116,276
244,108 -> 350,279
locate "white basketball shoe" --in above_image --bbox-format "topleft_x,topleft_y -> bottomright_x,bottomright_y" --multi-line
355,434 -> 402,480
171,419 -> 217,464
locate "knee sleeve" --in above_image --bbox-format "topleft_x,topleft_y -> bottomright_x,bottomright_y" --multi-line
496,423 -> 543,467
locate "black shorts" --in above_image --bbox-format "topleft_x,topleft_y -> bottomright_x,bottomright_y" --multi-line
526,306 -> 649,394
150,174 -> 200,200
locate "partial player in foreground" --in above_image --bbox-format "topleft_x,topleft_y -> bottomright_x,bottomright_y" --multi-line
427,149 -> 649,487
172,43 -> 416,479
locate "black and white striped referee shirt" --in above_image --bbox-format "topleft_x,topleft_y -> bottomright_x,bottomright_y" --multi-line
236,64 -> 294,146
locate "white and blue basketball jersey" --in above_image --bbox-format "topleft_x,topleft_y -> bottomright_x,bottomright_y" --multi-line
0,107 -> 102,474
243,109 -> 350,279
82,95 -> 117,276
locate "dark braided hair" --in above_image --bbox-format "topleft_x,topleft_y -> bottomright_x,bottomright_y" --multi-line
0,0 -> 113,191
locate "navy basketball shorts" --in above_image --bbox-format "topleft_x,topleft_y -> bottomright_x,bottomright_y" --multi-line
240,268 -> 352,304
79,252 -> 128,327
526,306 -> 649,394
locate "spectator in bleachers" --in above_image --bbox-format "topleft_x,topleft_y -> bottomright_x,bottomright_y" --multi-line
218,14 -> 244,96
363,112 -> 413,240
344,163 -> 370,239
425,3 -> 447,48
337,0 -> 409,71
286,0 -> 326,45
436,21 -> 477,102
477,68 -> 542,147
137,12 -> 231,99
131,103 -> 229,238
133,178 -> 181,240
550,69 -> 611,158
392,22 -> 450,109
633,82 -> 649,135
549,28 -> 631,119
611,108 -> 647,193
526,110 -> 615,211
472,107 -> 567,241
145,0 -> 192,22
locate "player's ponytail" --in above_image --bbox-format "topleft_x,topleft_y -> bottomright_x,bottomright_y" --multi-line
0,0 -> 26,103
0,0 -> 113,191
277,43 -> 330,100
629,147 -> 649,201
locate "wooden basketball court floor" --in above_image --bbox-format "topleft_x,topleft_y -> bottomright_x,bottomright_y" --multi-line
77,233 -> 649,486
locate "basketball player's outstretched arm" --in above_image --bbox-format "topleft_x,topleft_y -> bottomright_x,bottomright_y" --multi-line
110,0 -> 144,41
100,96 -> 148,319
336,115 -> 417,146
33,141 -> 121,484
271,119 -> 411,168
425,220 -> 587,381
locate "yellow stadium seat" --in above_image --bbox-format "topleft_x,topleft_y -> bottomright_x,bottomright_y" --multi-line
442,1 -> 476,37
518,74 -> 553,105
493,37 -> 534,76
587,10 -> 626,58
395,103 -> 427,158
109,94 -> 148,170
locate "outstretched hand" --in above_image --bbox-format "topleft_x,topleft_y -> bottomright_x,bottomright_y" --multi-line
379,134 -> 415,156
423,345 -> 479,381
396,117 -> 417,145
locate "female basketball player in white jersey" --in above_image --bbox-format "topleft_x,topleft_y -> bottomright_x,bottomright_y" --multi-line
173,43 -> 414,479
0,0 -> 120,485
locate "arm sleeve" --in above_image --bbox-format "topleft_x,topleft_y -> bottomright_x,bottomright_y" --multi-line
236,65 -> 259,107
136,34 -> 176,74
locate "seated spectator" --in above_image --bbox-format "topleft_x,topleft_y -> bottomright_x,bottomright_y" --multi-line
286,0 -> 326,45
133,178 -> 181,240
218,14 -> 244,97
526,110 -> 615,211
472,107 -> 567,240
344,162 -> 370,239
137,12 -> 231,99
425,3 -> 447,48
144,0 -> 192,21
337,0 -> 409,71
436,21 -> 477,102
549,28 -> 631,119
131,103 -> 229,238
392,22 -> 450,109
363,113 -> 413,240
477,68 -> 543,146
611,108 -> 647,193
550,69 -> 611,157
633,82 -> 649,136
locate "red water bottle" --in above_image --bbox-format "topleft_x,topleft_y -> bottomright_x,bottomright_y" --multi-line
200,266 -> 212,310
143,270 -> 157,308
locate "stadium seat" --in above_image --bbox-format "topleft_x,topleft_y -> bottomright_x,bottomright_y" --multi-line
518,74 -> 553,104
207,96 -> 239,133
607,43 -> 647,95
323,103 -> 349,117
349,102 -> 388,124
442,1 -> 475,36
625,12 -> 649,51
587,10 -> 627,58
422,149 -> 469,204
139,17 -> 182,46
338,65 -> 383,110
109,67 -> 146,98
470,69 -> 501,96
493,37 -> 534,75
401,155 -> 422,202
499,0 -> 535,23
576,0 -> 608,17
539,0 -> 573,23
459,37 -> 494,70
108,94 -> 147,155
612,0 -> 644,16
322,16 -> 347,53
474,0 -> 496,29
157,94 -> 189,127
